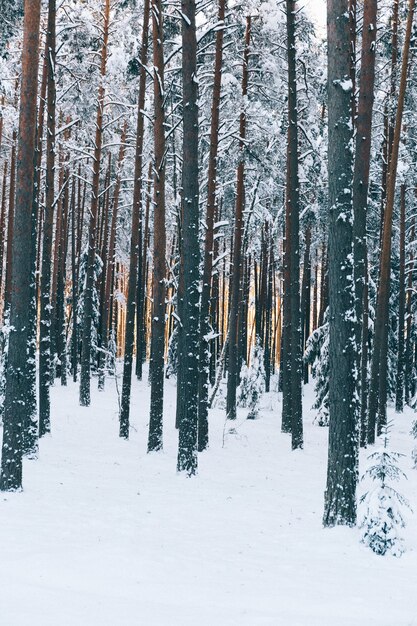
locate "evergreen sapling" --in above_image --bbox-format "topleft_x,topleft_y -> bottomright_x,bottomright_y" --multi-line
359,425 -> 411,556
237,337 -> 265,419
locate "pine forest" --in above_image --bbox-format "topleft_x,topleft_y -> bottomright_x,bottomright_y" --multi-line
0,0 -> 417,623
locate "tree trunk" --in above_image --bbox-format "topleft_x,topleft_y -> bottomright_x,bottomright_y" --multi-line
282,0 -> 303,449
197,0 -> 225,451
0,0 -> 41,491
368,0 -> 415,442
119,0 -> 150,438
395,184 -> 406,412
148,0 -> 166,452
177,0 -> 199,474
226,16 -> 251,421
323,0 -> 357,527
352,0 -> 377,438
79,0 -> 110,406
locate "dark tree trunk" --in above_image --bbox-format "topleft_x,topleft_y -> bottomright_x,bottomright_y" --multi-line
395,184 -> 406,412
177,0 -> 199,475
226,17 -> 251,421
197,0 -> 225,450
148,0 -> 166,452
352,0 -> 377,439
4,130 -> 16,314
119,0 -> 150,438
404,220 -> 415,405
301,224 -> 312,384
368,0 -> 415,442
323,0 -> 357,527
79,0 -> 110,406
282,0 -> 303,449
39,0 -> 56,437
0,0 -> 41,491
136,162 -> 152,380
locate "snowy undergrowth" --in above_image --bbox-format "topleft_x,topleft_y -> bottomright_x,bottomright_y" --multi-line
0,372 -> 416,625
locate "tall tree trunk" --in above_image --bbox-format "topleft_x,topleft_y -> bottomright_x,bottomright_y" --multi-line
226,16 -> 251,421
147,0 -> 166,451
301,223 -> 312,383
79,0 -> 110,406
282,0 -> 303,449
395,184 -> 406,412
39,0 -> 56,437
177,0 -> 199,474
136,162 -> 152,379
119,0 -> 150,438
404,219 -> 415,405
0,0 -> 41,491
323,0 -> 357,527
4,130 -> 17,314
352,0 -> 377,440
368,0 -> 415,442
197,0 -> 225,451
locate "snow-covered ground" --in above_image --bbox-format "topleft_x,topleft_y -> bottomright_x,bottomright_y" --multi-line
0,369 -> 416,626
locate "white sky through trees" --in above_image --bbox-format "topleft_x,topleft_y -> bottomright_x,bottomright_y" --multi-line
304,0 -> 326,31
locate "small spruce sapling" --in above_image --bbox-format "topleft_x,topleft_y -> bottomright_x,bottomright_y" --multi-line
359,424 -> 411,556
237,337 -> 265,419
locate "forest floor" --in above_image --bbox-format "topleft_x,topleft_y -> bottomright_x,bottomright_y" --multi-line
0,368 -> 416,626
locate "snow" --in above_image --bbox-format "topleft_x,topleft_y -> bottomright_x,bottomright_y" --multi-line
0,373 -> 416,625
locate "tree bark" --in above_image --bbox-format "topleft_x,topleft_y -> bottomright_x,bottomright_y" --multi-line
79,0 -> 110,406
148,0 -> 166,451
323,0 -> 357,527
368,0 -> 415,441
197,0 -> 225,451
226,16 -> 251,422
177,0 -> 199,474
119,0 -> 150,438
0,0 -> 41,491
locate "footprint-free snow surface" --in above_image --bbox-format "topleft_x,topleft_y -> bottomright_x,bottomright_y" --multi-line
0,371 -> 416,625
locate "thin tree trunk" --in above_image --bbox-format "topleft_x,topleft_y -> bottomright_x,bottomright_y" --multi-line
368,0 -> 415,442
395,184 -> 406,412
352,0 -> 377,438
79,0 -> 110,406
39,0 -> 56,436
148,0 -> 166,451
119,0 -> 150,438
197,0 -> 225,450
226,16 -> 251,421
282,0 -> 303,449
